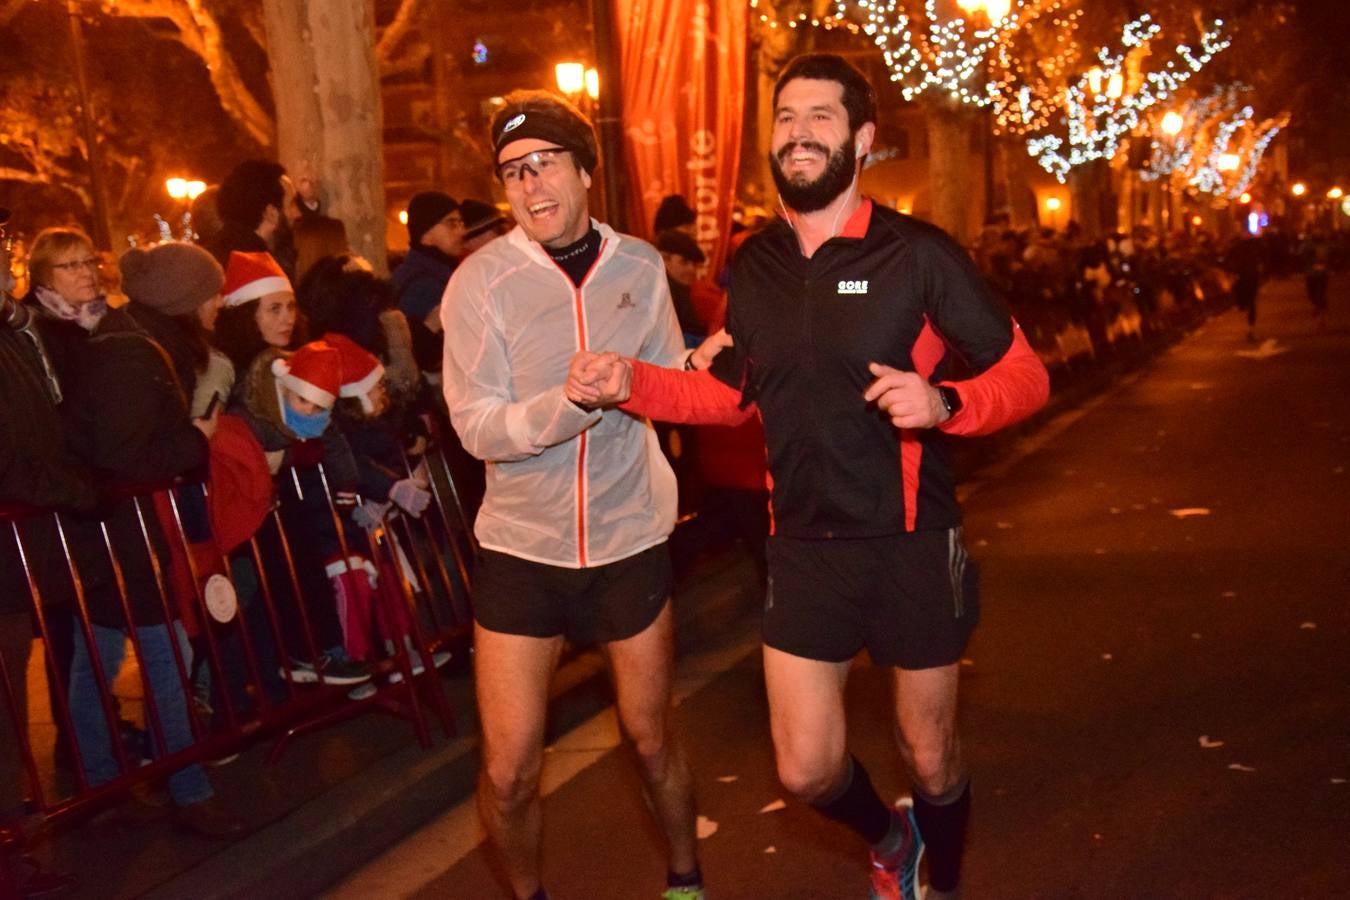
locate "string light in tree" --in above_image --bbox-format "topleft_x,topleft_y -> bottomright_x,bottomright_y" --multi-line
834,0 -> 1062,107
750,0 -> 861,32
1026,14 -> 1230,182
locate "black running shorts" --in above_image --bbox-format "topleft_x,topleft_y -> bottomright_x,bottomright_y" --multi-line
762,529 -> 980,670
472,543 -> 673,645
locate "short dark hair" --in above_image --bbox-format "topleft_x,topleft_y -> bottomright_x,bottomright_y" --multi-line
773,53 -> 877,133
217,159 -> 288,229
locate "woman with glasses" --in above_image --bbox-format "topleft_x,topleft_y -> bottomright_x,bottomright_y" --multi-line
26,226 -> 246,837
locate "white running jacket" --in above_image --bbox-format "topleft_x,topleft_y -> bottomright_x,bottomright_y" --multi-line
441,222 -> 685,568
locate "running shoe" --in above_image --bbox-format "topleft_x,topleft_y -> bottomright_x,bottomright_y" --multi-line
281,652 -> 372,685
660,887 -> 706,900
868,804 -> 924,900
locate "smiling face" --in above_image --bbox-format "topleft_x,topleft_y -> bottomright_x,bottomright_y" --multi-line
254,289 -> 297,347
497,138 -> 592,249
769,78 -> 874,213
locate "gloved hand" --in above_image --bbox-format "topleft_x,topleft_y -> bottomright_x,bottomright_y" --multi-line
352,500 -> 392,531
388,478 -> 431,518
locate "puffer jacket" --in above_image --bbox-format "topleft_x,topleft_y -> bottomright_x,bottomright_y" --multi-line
441,222 -> 685,568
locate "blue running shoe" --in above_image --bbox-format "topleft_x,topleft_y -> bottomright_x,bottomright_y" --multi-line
868,803 -> 924,900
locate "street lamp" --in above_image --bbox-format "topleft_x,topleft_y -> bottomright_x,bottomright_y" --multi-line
555,62 -> 585,96
957,0 -> 1009,24
1160,111 -> 1184,137
1045,195 -> 1061,230
1217,153 -> 1240,173
1291,182 -> 1307,197
1328,186 -> 1344,201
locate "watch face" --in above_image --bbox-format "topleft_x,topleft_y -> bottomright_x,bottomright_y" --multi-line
940,386 -> 962,414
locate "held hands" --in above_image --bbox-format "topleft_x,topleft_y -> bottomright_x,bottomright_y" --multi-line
566,351 -> 632,408
862,362 -> 948,430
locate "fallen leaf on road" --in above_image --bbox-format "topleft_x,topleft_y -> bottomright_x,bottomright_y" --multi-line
1093,833 -> 1104,841
975,539 -> 989,548
1094,482 -> 1107,489
1100,653 -> 1113,661
1334,467 -> 1344,475
1228,763 -> 1256,773
1221,591 -> 1237,598
1236,338 -> 1288,359
996,521 -> 1014,529
1169,508 -> 1211,519
1300,622 -> 1317,630
697,815 -> 719,839
1188,383 -> 1213,391
759,799 -> 787,813
1198,736 -> 1224,749
1109,507 -> 1121,514
717,775 -> 738,783
1331,778 -> 1346,785
1191,633 -> 1203,640
1132,504 -> 1147,511
1094,548 -> 1107,555
764,846 -> 777,854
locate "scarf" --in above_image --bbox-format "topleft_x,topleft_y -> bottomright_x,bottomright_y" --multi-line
34,284 -> 108,332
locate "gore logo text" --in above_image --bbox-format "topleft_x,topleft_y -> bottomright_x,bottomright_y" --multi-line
837,280 -> 869,295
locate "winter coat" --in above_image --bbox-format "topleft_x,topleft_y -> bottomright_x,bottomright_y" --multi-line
0,326 -> 96,615
393,245 -> 456,372
36,307 -> 209,627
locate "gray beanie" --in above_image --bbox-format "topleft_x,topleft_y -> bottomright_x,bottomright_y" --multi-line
119,242 -> 225,316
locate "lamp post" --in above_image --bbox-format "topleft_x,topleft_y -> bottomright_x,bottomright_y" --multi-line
1159,110 -> 1184,232
1045,195 -> 1061,231
556,59 -> 614,224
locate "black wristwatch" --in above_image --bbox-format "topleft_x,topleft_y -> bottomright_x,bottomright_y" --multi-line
937,385 -> 963,417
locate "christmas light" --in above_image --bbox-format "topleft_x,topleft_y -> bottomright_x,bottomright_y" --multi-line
1025,15 -> 1230,182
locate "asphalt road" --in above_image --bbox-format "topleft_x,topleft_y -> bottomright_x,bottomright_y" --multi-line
336,276 -> 1350,899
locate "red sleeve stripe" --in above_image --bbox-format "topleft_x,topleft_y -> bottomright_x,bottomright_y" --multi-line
620,362 -> 754,427
939,323 -> 1050,437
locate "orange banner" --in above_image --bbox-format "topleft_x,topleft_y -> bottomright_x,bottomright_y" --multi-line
613,0 -> 746,273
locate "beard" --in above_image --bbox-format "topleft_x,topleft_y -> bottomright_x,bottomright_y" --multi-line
770,137 -> 857,213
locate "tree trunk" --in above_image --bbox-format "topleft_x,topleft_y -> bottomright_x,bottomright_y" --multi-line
925,98 -> 977,245
1001,139 -> 1039,228
262,0 -> 388,274
1068,159 -> 1117,240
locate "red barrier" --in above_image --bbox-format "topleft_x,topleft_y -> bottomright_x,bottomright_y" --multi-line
0,439 -> 476,861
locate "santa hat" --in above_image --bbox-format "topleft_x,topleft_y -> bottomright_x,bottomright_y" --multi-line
270,341 -> 340,409
324,332 -> 386,413
222,251 -> 292,307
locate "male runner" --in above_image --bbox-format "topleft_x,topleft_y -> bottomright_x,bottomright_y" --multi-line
570,54 -> 1050,899
441,90 -> 703,900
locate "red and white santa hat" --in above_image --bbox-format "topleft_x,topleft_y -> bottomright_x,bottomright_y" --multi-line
324,332 -> 386,413
222,251 -> 292,307
271,341 -> 341,409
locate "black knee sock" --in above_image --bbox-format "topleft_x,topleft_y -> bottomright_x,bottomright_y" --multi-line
911,777 -> 971,893
811,754 -> 893,846
667,865 -> 702,888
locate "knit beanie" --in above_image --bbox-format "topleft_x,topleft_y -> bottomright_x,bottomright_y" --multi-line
119,242 -> 225,316
222,251 -> 292,307
653,195 -> 697,234
460,198 -> 505,240
323,332 -> 385,413
490,90 -> 598,174
407,192 -> 459,248
270,341 -> 341,409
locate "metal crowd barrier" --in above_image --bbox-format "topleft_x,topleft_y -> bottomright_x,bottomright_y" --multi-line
0,436 -> 479,882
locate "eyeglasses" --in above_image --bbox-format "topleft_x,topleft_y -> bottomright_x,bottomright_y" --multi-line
496,147 -> 571,186
441,214 -> 465,229
51,256 -> 101,273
